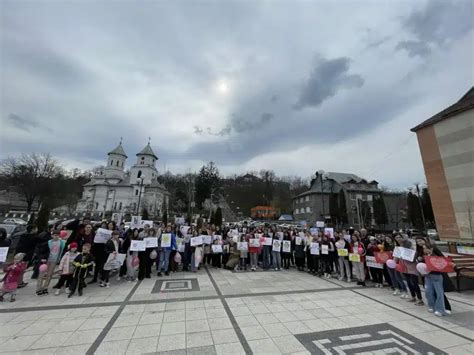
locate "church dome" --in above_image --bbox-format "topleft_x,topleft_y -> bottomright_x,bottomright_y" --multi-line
137,143 -> 158,160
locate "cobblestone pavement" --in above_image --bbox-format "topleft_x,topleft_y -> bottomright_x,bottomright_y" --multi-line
0,267 -> 472,354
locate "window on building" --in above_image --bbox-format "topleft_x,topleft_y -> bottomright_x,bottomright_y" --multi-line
367,194 -> 372,201
137,170 -> 142,178
306,206 -> 311,213
135,190 -> 139,196
295,208 -> 299,214
119,202 -> 122,210
305,196 -> 309,202
362,194 -> 367,201
111,159 -> 113,166
350,193 -> 356,200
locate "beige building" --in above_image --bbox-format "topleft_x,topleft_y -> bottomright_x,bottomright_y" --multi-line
411,87 -> 474,242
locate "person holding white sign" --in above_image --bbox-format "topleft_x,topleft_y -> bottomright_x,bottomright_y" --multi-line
262,230 -> 273,270
335,235 -> 351,282
157,226 -> 176,276
366,236 -> 384,288
281,232 -> 292,270
350,233 -> 366,286
394,234 -> 423,304
101,230 -> 121,288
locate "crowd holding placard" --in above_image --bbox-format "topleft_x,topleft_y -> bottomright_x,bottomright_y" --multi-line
0,220 -> 455,318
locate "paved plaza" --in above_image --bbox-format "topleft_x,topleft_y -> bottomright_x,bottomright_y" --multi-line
0,268 -> 473,354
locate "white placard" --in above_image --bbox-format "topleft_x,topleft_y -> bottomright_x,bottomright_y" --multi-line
191,236 -> 203,246
343,234 -> 351,242
282,240 -> 291,253
249,238 -> 260,247
130,216 -> 142,229
366,256 -> 384,269
321,244 -> 329,255
161,233 -> 172,248
310,242 -> 320,255
324,228 -> 334,239
232,235 -> 239,243
175,217 -> 185,225
180,226 -> 190,236
94,228 -> 112,244
202,235 -> 212,245
399,247 -> 416,262
238,242 -> 248,251
115,253 -> 126,265
212,245 -> 223,253
0,247 -> 9,262
264,237 -> 273,246
144,237 -> 158,248
310,228 -> 318,236
213,235 -> 222,241
393,246 -> 402,258
276,232 -> 284,240
295,236 -> 303,245
130,240 -> 146,251
230,229 -> 239,236
316,221 -> 325,228
111,213 -> 122,226
272,239 -> 281,252
141,220 -> 154,228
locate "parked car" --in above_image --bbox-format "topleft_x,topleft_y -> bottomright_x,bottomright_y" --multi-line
427,229 -> 439,240
0,223 -> 27,251
3,218 -> 28,225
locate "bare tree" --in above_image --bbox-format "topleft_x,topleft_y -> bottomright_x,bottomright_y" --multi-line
0,153 -> 63,212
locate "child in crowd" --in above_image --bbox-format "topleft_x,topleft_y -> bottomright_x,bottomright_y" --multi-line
53,242 -> 79,295
69,243 -> 95,297
36,230 -> 66,296
0,253 -> 27,302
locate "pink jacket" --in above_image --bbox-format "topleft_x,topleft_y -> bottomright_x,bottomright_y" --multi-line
2,262 -> 27,292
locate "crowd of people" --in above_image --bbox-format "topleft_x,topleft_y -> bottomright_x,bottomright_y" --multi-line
0,220 -> 454,318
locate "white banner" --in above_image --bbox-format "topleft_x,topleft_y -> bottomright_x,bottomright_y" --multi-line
212,244 -> 223,253
316,221 -> 325,228
366,256 -> 384,269
130,216 -> 142,229
0,247 -> 9,262
202,235 -> 212,245
191,236 -> 203,247
130,240 -> 146,251
144,237 -> 158,248
94,228 -> 112,244
249,238 -> 260,247
264,237 -> 273,246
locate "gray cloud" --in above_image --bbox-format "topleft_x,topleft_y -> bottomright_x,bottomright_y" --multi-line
197,112 -> 275,137
397,0 -> 473,57
294,57 -> 364,110
7,113 -> 53,133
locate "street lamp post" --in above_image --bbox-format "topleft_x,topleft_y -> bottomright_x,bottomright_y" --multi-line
136,176 -> 145,215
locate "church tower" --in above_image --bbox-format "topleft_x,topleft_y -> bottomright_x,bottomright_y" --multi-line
103,140 -> 127,181
130,142 -> 159,185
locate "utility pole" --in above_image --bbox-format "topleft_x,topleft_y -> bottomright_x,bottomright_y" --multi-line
136,176 -> 145,214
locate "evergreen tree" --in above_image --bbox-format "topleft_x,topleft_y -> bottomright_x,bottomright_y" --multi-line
407,192 -> 423,229
215,207 -> 223,227
329,193 -> 339,225
36,203 -> 51,232
195,162 -> 220,209
338,189 -> 348,225
373,194 -> 388,229
142,208 -> 149,220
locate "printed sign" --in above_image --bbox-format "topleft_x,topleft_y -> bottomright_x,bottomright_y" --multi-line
310,228 -> 318,236
202,235 -> 212,245
425,256 -> 454,273
282,240 -> 291,253
321,245 -> 329,255
0,247 -> 9,262
230,229 -> 239,236
175,217 -> 185,225
337,249 -> 348,257
223,244 -> 229,253
456,245 -> 474,255
276,232 -> 284,240
191,235 -> 202,247
238,242 -> 248,251
272,239 -> 281,252
212,244 -> 223,253
310,242 -> 319,255
141,220 -> 154,228
161,233 -> 172,248
130,240 -> 146,251
374,251 -> 393,264
343,234 -> 351,242
232,235 -> 239,243
180,226 -> 190,236
144,237 -> 158,248
295,236 -> 303,245
264,237 -> 273,246
394,247 -> 416,262
349,253 -> 361,262
316,221 -> 325,228
111,213 -> 122,226
213,235 -> 222,241
176,238 -> 184,252
130,216 -> 142,229
366,256 -> 384,269
94,228 -> 112,244
249,238 -> 260,247
324,228 -> 334,239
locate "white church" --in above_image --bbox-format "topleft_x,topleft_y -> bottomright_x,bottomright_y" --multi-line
76,141 -> 169,218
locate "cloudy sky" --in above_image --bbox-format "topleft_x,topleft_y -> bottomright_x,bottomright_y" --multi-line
1,0 -> 472,189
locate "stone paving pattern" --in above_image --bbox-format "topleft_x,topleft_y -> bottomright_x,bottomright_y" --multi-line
0,267 -> 473,354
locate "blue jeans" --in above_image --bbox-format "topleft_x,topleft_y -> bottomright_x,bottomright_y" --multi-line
272,251 -> 281,269
159,249 -> 171,272
425,273 -> 445,313
262,247 -> 271,269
